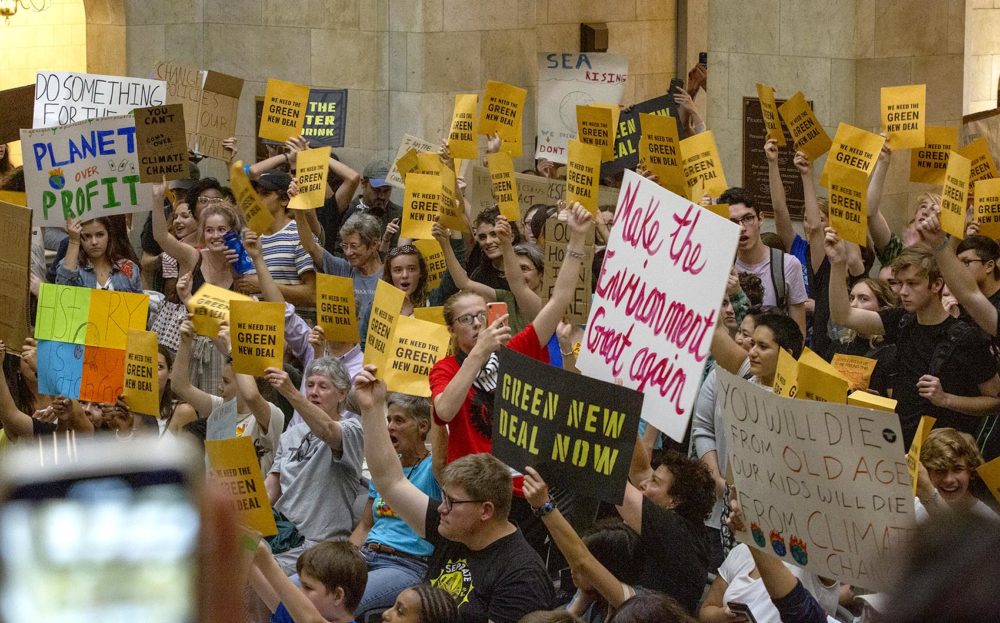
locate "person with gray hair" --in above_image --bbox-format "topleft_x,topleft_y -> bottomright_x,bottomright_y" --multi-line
263,357 -> 366,574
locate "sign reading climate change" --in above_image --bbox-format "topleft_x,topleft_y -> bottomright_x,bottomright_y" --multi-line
536,52 -> 628,164
493,349 -> 642,504
576,172 -> 739,442
21,114 -> 154,227
719,370 -> 914,591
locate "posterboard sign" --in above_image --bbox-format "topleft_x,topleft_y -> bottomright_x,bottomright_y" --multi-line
152,61 -> 204,151
881,84 -> 926,150
576,104 -> 619,162
187,282 -> 251,337
536,52 -> 628,164
468,164 -> 620,219
387,134 -> 439,189
479,80 -> 527,158
413,239 -> 446,292
383,315 -> 450,397
33,71 -> 166,128
0,200 -> 32,351
542,217 -> 594,323
602,94 -> 672,175
818,123 -> 885,188
363,281 -> 405,371
20,114 -> 154,227
960,137 -> 999,183
401,173 -> 440,240
493,348 -> 643,504
638,113 -> 686,197
316,273 -> 359,343
905,415 -> 935,497
974,177 -> 1000,239
777,91 -> 832,161
910,126 -> 957,185
565,139 -> 602,214
576,172 -> 739,441
830,353 -> 878,392
197,71 -> 243,160
487,152 -> 520,222
679,130 -> 727,199
303,88 -> 348,148
259,79 -> 310,142
230,161 -> 274,234
756,83 -> 784,146
205,437 -> 278,536
288,146 -> 330,210
123,329 -> 159,416
229,301 -> 284,376
448,93 -> 479,160
719,369 -> 914,592
134,104 -> 189,183
827,162 -> 868,247
414,306 -> 446,325
0,84 -> 34,144
940,151 -> 971,240
976,454 -> 1000,507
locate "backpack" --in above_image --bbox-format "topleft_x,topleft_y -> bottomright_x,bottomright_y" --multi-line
896,313 -> 978,378
768,246 -> 788,311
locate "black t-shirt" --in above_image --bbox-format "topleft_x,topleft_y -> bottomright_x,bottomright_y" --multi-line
424,501 -> 554,623
809,257 -> 832,356
878,307 -> 997,444
468,261 -> 509,292
637,497 -> 709,614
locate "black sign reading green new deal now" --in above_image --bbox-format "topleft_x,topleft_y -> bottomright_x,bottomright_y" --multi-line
493,348 -> 643,504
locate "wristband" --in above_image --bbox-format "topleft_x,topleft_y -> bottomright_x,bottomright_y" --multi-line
532,495 -> 556,517
566,248 -> 586,260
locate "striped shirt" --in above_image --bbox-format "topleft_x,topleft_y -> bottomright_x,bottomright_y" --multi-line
253,220 -> 315,284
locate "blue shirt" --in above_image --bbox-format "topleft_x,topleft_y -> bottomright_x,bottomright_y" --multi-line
55,258 -> 143,293
271,602 -> 357,623
366,454 -> 439,557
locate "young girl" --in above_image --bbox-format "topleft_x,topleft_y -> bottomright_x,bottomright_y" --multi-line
381,584 -> 459,623
57,217 -> 142,292
359,245 -> 430,345
160,201 -> 198,300
153,345 -> 198,437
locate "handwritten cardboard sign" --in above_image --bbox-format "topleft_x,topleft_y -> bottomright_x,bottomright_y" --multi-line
881,84 -> 925,150
480,80 -> 527,158
756,83 -> 784,146
259,79 -> 310,142
448,93 -> 479,160
602,94 -> 672,175
363,281 -> 405,372
576,171 -> 739,441
680,130 -> 727,199
565,139 -> 602,214
910,126 -> 957,185
152,61 -> 203,152
974,177 -> 1000,239
827,162 -> 868,247
20,114 -> 155,226
303,88 -> 348,148
638,112 -> 686,197
383,315 -> 450,397
33,71 -> 166,128
197,70 -> 243,160
230,301 -> 284,376
0,200 -> 32,351
123,329 -> 159,416
719,369 -> 914,592
940,151 -> 971,240
316,273 -> 359,343
186,282 -> 251,337
536,52 -> 628,164
0,84 -> 34,144
487,151 -> 520,222
205,436 -> 278,536
778,91 -> 832,161
493,348 -> 642,504
134,104 -> 189,183
542,218 -> 594,323
288,146 -> 330,210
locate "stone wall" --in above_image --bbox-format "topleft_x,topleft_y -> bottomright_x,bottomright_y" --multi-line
965,0 -> 1000,115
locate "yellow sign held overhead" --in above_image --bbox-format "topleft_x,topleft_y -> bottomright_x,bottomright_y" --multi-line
638,112 -> 686,197
401,173 -> 441,240
258,79 -> 310,142
576,104 -> 619,162
230,161 -> 274,234
383,315 -> 451,397
778,91 -> 832,160
187,283 -> 252,337
316,274 -> 359,343
827,162 -> 868,247
565,139 -> 602,214
881,84 -> 926,149
756,83 -> 785,146
363,281 -> 406,372
288,146 -> 330,210
123,329 -> 159,416
679,130 -> 727,199
940,151 -> 971,240
448,93 -> 479,160
206,437 -> 278,536
229,301 -> 284,376
910,126 -> 958,185
975,177 -> 1000,239
487,151 -> 520,222
479,80 -> 526,158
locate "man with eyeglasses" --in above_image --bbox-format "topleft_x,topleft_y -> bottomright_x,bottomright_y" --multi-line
721,187 -> 808,336
352,366 -> 554,623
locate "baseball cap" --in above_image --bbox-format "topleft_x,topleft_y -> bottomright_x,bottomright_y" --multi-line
254,171 -> 293,193
363,160 -> 390,188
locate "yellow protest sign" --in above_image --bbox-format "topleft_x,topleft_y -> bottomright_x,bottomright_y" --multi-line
187,283 -> 251,337
827,162 -> 868,247
960,137 -> 999,183
288,146 -> 330,210
830,353 -> 878,392
910,126 -> 958,184
906,415 -> 936,496
487,151 -> 520,222
258,79 -> 310,142
364,281 -> 405,371
797,348 -> 849,403
847,390 -> 897,413
565,139 -> 602,214
576,104 -> 618,162
413,238 -> 447,292
881,84 -> 926,149
772,347 -> 799,398
976,454 -> 1000,507
448,93 -> 479,160
756,83 -> 785,146
123,329 -> 159,416
415,151 -> 442,175
0,191 -> 27,206
395,148 -> 418,184
777,91 -> 832,160
401,173 -> 440,240
479,80 -> 526,157
316,273 -> 358,343
974,177 -> 1000,239
819,123 -> 886,187
230,161 -> 274,234
205,436 -> 277,536
680,130 -> 728,199
638,113 -> 686,197
704,202 -> 730,220
383,315 -> 451,397
438,165 -> 468,233
229,301 -> 284,376
413,306 -> 446,325
940,151 -> 971,240
85,290 -> 150,350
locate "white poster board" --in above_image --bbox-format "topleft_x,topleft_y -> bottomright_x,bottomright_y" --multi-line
576,171 -> 738,441
386,133 -> 440,189
21,114 -> 153,226
718,369 -> 915,591
536,52 -> 628,164
34,71 -> 166,128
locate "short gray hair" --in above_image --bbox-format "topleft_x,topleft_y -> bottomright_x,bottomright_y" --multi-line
304,357 -> 351,391
386,392 -> 430,423
340,213 -> 382,247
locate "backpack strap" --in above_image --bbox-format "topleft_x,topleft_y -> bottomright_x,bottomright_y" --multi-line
927,320 -> 977,378
769,246 -> 787,310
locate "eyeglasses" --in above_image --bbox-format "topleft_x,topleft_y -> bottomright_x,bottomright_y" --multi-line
960,258 -> 986,267
340,242 -> 369,253
729,214 -> 757,227
454,311 -> 487,326
197,196 -> 224,204
441,491 -> 485,512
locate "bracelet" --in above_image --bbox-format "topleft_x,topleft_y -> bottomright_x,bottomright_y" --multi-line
283,153 -> 290,166
560,341 -> 581,357
565,248 -> 586,260
930,236 -> 949,253
532,495 -> 556,517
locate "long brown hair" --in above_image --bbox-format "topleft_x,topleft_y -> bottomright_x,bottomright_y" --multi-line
78,216 -> 139,267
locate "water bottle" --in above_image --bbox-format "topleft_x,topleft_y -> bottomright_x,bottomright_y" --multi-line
223,230 -> 255,275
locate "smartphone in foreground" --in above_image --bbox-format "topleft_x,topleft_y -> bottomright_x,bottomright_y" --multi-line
487,301 -> 508,327
0,437 -> 202,623
699,51 -> 708,67
727,601 -> 758,623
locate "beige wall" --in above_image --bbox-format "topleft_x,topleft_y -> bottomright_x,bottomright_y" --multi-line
965,0 -> 1000,115
708,0 -> 964,234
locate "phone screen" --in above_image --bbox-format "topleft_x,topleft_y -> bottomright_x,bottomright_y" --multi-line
1,469 -> 199,623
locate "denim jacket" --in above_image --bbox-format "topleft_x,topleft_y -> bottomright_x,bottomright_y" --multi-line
55,258 -> 143,293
